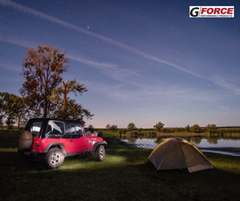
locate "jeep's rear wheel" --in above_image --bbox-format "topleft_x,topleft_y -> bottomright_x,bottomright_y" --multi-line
45,148 -> 64,169
95,145 -> 105,161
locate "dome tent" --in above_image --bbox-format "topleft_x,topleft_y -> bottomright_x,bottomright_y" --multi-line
148,137 -> 214,173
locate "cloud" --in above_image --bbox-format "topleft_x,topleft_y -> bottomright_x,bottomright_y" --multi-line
0,60 -> 21,72
83,79 -> 224,103
1,0 -> 240,95
211,76 -> 240,96
0,0 -> 214,79
0,34 -> 37,48
67,55 -> 118,70
0,34 -> 147,87
0,33 -> 228,103
0,34 -> 119,75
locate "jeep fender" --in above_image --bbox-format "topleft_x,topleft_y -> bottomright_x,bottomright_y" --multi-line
93,141 -> 107,152
43,143 -> 67,156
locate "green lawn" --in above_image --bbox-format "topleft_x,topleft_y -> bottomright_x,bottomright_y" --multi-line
0,132 -> 240,200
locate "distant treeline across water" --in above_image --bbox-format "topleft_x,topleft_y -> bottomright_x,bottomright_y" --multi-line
93,127 -> 240,138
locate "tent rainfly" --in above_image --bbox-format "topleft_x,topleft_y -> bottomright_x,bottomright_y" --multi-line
148,137 -> 214,173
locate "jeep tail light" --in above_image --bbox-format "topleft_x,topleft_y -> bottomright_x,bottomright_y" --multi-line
35,141 -> 41,147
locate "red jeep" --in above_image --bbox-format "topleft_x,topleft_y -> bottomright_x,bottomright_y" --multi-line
18,118 -> 107,169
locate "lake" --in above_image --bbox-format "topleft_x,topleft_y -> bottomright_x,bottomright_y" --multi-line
120,136 -> 240,156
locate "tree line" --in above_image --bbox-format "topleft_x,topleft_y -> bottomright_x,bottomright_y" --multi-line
97,122 -> 231,134
0,44 -> 93,130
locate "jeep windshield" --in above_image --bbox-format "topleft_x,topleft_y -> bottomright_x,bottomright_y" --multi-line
25,120 -> 43,138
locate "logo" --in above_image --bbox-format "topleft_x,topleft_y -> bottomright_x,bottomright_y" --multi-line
189,6 -> 234,18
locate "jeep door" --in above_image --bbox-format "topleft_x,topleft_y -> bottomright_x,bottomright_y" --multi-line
64,123 -> 88,153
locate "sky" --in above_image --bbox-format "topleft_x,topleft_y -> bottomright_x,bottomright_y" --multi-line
0,0 -> 240,128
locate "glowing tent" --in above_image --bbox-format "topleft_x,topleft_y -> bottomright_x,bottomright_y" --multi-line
148,137 -> 214,173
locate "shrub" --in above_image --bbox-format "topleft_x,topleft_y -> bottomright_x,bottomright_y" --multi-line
190,124 -> 201,133
127,123 -> 137,130
153,122 -> 164,132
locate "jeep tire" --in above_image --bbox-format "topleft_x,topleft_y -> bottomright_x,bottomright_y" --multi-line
45,148 -> 64,169
94,145 -> 105,161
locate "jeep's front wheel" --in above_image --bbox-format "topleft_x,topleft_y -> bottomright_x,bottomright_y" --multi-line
45,148 -> 64,169
95,145 -> 105,161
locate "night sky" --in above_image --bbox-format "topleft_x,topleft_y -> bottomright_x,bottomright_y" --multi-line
0,0 -> 239,128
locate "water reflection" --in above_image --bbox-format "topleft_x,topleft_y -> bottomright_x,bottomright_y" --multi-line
190,136 -> 202,144
154,137 -> 164,144
120,135 -> 240,156
192,138 -> 240,148
206,138 -> 218,144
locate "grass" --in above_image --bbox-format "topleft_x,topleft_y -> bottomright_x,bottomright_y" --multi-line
1,132 -> 240,200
